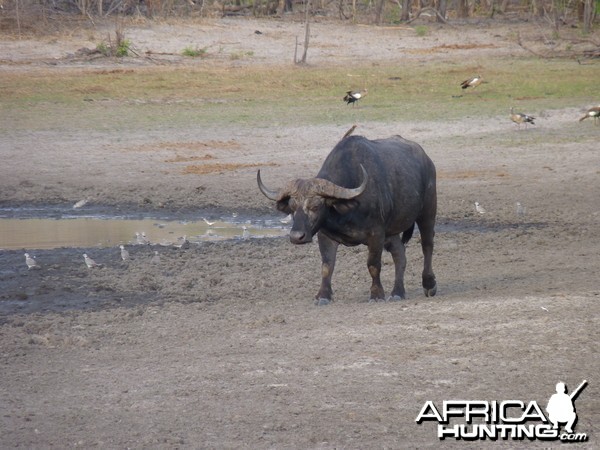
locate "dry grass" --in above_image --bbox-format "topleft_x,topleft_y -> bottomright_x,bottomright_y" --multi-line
164,154 -> 216,163
125,140 -> 242,153
405,43 -> 497,54
437,169 -> 510,180
182,162 -> 277,175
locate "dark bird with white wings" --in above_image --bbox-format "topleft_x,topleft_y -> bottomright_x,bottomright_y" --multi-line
343,89 -> 367,106
460,75 -> 482,90
579,106 -> 600,124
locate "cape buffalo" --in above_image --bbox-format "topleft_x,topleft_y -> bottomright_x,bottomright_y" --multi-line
257,135 -> 437,305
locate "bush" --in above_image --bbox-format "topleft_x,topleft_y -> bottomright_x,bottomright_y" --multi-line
182,46 -> 208,58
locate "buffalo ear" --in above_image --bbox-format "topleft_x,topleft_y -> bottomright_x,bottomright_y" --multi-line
330,199 -> 358,215
276,198 -> 293,215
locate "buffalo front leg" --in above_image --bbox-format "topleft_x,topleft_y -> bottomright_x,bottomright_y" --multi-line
367,235 -> 386,302
384,234 -> 407,300
315,232 -> 339,306
417,221 -> 437,297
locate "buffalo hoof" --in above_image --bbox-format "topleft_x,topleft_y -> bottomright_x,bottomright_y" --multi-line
368,297 -> 386,303
314,298 -> 331,306
424,283 -> 437,297
387,295 -> 406,302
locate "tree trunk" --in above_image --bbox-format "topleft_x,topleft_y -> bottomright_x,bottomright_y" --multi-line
375,0 -> 385,24
300,0 -> 311,64
401,0 -> 411,20
457,0 -> 469,18
437,0 -> 447,21
582,0 -> 594,33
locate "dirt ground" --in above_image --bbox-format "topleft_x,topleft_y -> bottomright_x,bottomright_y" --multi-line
0,17 -> 599,448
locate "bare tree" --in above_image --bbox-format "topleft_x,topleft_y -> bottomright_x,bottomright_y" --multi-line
401,0 -> 412,20
582,0 -> 596,33
296,0 -> 311,64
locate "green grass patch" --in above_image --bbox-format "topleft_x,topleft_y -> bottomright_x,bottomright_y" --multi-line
182,46 -> 208,57
0,58 -> 597,132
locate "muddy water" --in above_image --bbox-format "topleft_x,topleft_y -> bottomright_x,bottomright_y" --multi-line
0,217 -> 289,250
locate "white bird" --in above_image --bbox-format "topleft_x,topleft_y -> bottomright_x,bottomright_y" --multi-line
119,245 -> 130,261
24,253 -> 39,270
280,214 -> 292,224
515,202 -> 526,216
174,235 -> 190,249
151,251 -> 161,264
83,253 -> 102,268
242,226 -> 250,240
135,232 -> 149,245
474,202 -> 486,214
202,218 -> 215,226
541,306 -> 549,312
73,197 -> 90,209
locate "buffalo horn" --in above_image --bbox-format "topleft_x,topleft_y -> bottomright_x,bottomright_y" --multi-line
257,170 -> 281,201
312,165 -> 368,199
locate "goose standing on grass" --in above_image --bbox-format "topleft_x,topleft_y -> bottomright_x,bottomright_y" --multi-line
510,107 -> 535,129
343,89 -> 367,106
460,75 -> 482,90
579,106 -> 600,124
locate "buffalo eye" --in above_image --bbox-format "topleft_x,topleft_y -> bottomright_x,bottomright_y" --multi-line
276,197 -> 293,214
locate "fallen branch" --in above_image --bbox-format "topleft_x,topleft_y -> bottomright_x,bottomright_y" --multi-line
406,7 -> 453,26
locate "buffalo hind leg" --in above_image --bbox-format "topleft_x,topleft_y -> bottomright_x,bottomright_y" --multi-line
367,235 -> 386,302
417,219 -> 437,297
315,232 -> 339,306
384,234 -> 407,301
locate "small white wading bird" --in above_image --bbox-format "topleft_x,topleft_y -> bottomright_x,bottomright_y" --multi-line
135,232 -> 150,245
474,202 -> 486,214
83,253 -> 102,268
174,235 -> 190,249
24,253 -> 39,270
242,226 -> 250,240
515,202 -> 526,217
280,214 -> 292,224
73,197 -> 90,209
119,245 -> 130,261
203,218 -> 215,226
151,251 -> 161,264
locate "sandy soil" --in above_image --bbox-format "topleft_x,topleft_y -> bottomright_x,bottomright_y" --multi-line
1,17 -> 599,448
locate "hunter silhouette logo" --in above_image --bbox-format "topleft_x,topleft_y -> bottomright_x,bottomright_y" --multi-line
546,380 -> 586,434
416,380 -> 588,442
